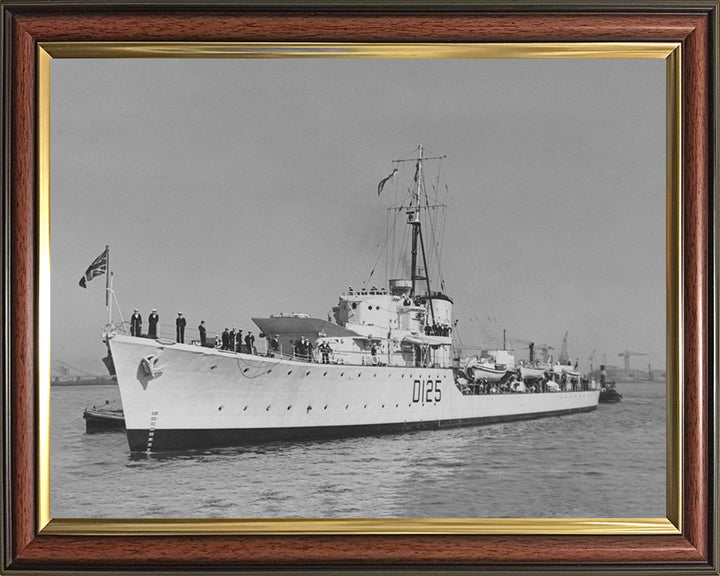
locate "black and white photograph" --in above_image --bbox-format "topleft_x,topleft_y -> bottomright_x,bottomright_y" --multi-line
49,55 -> 666,519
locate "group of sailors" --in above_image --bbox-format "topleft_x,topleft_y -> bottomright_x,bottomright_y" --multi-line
460,374 -> 592,396
129,308 -> 190,344
424,323 -> 452,337
289,338 -> 334,363
219,328 -> 256,354
128,308 -> 343,363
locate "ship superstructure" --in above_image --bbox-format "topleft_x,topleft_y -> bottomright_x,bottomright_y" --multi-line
110,146 -> 599,453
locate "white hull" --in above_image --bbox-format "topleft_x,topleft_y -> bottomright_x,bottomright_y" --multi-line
111,335 -> 600,452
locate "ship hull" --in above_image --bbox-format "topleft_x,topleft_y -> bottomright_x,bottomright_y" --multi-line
125,405 -> 597,452
111,335 -> 600,453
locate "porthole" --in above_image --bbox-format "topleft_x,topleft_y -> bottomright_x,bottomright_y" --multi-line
341,372 -> 344,377
382,404 -> 385,408
376,306 -> 380,310
288,371 -> 293,375
368,305 -> 372,310
306,371 -> 311,376
266,405 -> 271,411
345,404 -> 349,409
218,406 -> 223,411
364,404 -> 367,408
358,372 -> 362,377
323,371 -> 328,376
395,403 -> 398,408
267,369 -> 272,374
287,405 -> 292,410
324,405 -> 328,410
243,406 -> 248,411
243,368 -> 249,373
373,373 -> 377,378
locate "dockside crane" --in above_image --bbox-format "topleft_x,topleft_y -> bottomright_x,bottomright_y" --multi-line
588,349 -> 597,373
618,350 -> 647,372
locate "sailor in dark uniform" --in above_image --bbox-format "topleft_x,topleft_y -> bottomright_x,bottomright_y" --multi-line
245,331 -> 255,355
270,334 -> 280,354
198,320 -> 207,345
235,330 -> 248,352
298,337 -> 308,361
221,328 -> 229,350
319,341 -> 331,364
176,313 -> 186,343
229,328 -> 236,352
130,309 -> 142,336
148,309 -> 159,338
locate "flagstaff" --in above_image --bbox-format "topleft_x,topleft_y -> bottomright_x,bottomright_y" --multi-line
105,245 -> 111,327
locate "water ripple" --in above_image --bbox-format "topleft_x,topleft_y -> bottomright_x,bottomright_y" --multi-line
51,382 -> 665,518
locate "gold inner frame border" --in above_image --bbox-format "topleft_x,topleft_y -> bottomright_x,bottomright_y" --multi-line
36,41 -> 682,536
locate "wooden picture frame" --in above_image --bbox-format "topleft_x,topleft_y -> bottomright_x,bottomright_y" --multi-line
1,1 -> 717,573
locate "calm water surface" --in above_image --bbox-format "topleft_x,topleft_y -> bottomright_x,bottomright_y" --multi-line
51,382 -> 665,518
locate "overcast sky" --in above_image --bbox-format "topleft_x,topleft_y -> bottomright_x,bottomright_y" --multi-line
50,57 -> 665,375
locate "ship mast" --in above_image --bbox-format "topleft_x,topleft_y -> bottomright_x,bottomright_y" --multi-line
406,145 -> 441,325
408,146 -> 422,297
387,145 -> 446,325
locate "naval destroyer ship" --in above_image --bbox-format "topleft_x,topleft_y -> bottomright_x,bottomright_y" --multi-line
110,146 -> 600,453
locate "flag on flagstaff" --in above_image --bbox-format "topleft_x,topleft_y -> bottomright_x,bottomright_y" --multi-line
377,168 -> 398,196
413,160 -> 420,183
78,247 -> 108,288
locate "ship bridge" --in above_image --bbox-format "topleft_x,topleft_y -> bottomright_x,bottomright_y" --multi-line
333,285 -> 426,335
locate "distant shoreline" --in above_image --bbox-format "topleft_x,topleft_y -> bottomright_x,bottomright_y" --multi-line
51,378 -> 115,387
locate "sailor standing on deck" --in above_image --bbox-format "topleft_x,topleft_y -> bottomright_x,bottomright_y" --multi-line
229,328 -> 236,352
245,331 -> 255,355
221,328 -> 229,350
148,309 -> 159,338
269,334 -> 279,356
176,313 -> 187,343
198,320 -> 207,345
236,330 -> 243,352
130,309 -> 142,336
319,341 -> 331,364
296,338 -> 306,360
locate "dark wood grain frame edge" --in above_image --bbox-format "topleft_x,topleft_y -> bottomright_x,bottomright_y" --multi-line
0,2 -> 717,574
1,0 -> 10,572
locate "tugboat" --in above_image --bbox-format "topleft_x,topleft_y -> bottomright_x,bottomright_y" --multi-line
109,146 -> 600,453
598,364 -> 623,403
83,399 -> 125,432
